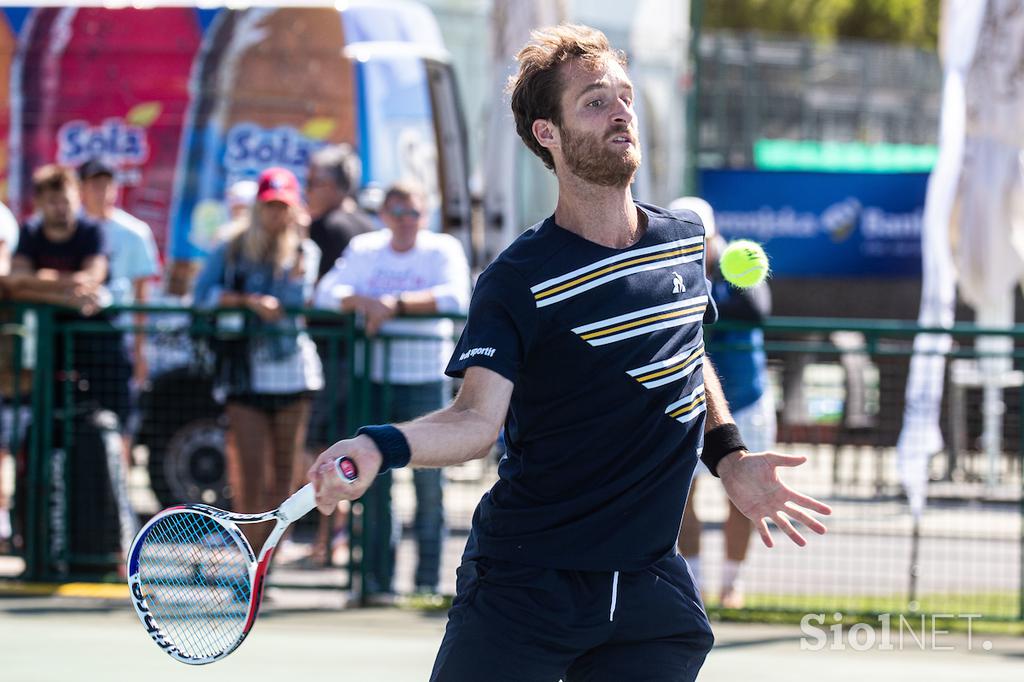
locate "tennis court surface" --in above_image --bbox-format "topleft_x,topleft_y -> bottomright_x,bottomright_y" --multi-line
1,590 -> 1022,681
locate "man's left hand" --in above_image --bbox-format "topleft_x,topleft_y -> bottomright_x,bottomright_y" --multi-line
717,451 -> 832,548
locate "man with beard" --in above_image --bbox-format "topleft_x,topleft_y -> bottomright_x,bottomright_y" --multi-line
9,164 -> 133,421
7,165 -> 108,313
8,164 -> 134,574
308,24 -> 831,681
9,164 -> 134,418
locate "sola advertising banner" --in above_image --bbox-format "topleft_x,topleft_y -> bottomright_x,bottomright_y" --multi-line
6,7 -> 205,258
699,169 -> 928,278
0,4 -> 445,262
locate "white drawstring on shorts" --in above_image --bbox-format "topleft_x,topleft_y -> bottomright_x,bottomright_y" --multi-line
609,571 -> 620,622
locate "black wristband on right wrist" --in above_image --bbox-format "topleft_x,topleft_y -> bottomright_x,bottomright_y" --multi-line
701,423 -> 747,478
355,424 -> 411,474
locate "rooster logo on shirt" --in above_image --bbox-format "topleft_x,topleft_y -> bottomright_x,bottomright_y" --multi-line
672,271 -> 685,294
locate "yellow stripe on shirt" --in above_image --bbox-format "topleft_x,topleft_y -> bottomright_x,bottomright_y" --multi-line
669,394 -> 706,418
534,245 -> 703,301
579,304 -> 705,341
634,347 -> 704,384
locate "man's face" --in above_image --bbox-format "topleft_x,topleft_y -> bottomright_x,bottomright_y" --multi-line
381,194 -> 426,240
549,57 -> 641,187
37,186 -> 79,232
80,174 -> 117,216
306,167 -> 343,219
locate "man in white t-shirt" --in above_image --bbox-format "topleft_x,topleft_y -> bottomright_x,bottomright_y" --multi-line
0,199 -> 17,549
0,201 -> 18,270
79,159 -> 161,456
315,180 -> 469,600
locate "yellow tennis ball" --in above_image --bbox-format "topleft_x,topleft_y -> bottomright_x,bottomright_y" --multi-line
720,239 -> 769,288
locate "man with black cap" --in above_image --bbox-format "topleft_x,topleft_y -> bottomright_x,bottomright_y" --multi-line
78,158 -> 160,459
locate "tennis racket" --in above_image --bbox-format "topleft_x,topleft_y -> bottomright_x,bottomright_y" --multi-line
127,455 -> 359,665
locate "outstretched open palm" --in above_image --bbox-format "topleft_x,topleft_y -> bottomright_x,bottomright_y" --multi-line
719,452 -> 832,547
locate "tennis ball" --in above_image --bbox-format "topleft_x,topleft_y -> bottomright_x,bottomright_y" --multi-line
719,239 -> 769,288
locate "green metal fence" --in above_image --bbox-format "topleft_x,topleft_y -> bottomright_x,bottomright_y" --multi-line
706,318 -> 1023,622
0,303 -> 1021,624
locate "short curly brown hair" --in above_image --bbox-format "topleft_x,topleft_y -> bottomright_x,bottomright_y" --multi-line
507,24 -> 627,172
31,164 -> 77,197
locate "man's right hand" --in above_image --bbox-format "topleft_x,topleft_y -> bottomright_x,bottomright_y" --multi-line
361,295 -> 398,336
307,434 -> 384,514
67,280 -> 102,316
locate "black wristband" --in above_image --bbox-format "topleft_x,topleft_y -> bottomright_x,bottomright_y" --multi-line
355,424 -> 412,474
701,423 -> 747,477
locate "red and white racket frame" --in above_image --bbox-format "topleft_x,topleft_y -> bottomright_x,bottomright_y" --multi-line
128,455 -> 359,664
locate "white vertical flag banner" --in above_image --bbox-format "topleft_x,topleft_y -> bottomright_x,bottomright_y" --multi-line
483,0 -> 567,255
897,0 -> 988,519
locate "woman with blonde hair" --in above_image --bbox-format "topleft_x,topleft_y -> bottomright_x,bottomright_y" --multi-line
194,167 -> 324,550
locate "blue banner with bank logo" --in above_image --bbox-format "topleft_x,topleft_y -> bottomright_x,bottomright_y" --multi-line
699,169 -> 927,277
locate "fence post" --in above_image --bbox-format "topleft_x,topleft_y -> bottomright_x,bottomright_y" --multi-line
1019,378 -> 1023,621
24,306 -> 55,581
355,332 -> 397,604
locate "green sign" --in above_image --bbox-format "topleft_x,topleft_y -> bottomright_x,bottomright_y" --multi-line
754,139 -> 938,172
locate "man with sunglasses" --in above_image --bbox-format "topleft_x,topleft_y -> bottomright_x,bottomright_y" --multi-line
314,180 -> 470,603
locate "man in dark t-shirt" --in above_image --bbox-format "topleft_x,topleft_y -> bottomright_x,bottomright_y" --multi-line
306,144 -> 375,281
8,164 -> 131,423
308,26 -> 831,682
303,145 -> 376,561
304,144 -> 375,440
8,165 -> 108,313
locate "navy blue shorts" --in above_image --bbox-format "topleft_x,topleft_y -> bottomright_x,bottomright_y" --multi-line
429,549 -> 714,681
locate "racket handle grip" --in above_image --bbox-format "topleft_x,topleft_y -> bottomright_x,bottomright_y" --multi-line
279,483 -> 317,522
278,457 -> 360,522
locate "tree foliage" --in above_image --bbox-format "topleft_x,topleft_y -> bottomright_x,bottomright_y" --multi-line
702,0 -> 940,49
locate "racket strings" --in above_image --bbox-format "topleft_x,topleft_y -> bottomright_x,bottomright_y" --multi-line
137,512 -> 253,659
146,518 -> 247,655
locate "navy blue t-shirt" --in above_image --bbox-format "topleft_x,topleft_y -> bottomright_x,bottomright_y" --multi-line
446,203 -> 717,571
15,216 -> 105,273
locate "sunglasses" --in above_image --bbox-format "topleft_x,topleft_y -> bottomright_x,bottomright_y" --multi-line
388,207 -> 422,219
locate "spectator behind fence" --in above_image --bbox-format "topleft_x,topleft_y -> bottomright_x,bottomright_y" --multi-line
303,144 -> 374,564
6,165 -> 134,573
314,180 -> 469,600
7,165 -> 107,313
193,166 -> 323,552
0,200 -> 18,551
7,164 -> 132,423
671,196 -> 776,610
214,179 -> 258,246
307,144 -> 375,282
79,159 -> 160,461
305,144 -> 374,441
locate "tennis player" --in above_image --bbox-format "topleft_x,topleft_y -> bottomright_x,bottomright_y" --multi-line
309,23 -> 831,681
